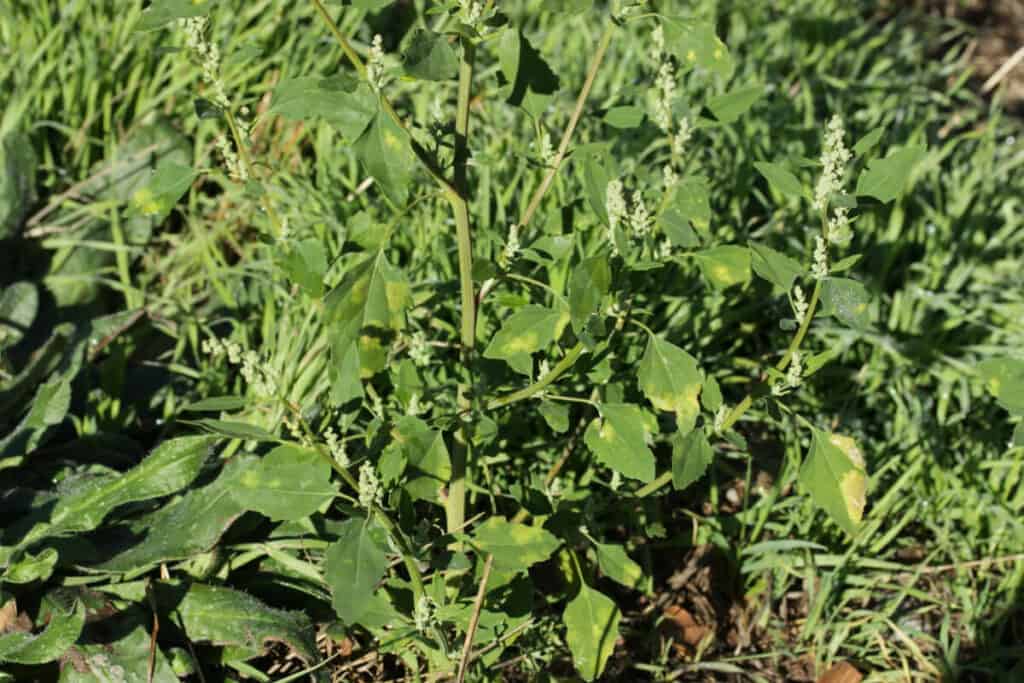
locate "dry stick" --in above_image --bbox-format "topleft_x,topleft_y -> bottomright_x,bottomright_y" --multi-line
455,21 -> 616,678
982,43 -> 1024,94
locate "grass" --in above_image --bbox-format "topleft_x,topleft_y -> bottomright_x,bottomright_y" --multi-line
2,0 -> 1023,680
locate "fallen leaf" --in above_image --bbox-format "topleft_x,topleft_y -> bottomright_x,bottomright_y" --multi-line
661,605 -> 710,648
0,599 -> 32,635
818,661 -> 863,683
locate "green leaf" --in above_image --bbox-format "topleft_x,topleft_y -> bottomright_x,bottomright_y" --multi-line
270,75 -> 377,141
325,517 -> 390,625
277,238 -> 327,297
820,277 -> 872,330
749,242 -> 804,291
326,251 -> 410,334
59,616 -> 177,682
129,159 -> 195,219
562,584 -> 620,681
753,161 -> 804,199
584,404 -> 656,483
3,548 -> 58,584
135,0 -> 209,31
182,396 -> 248,412
799,428 -> 867,536
855,145 -> 926,203
707,84 -> 763,124
165,583 -> 319,664
0,131 -> 37,239
581,148 -> 614,227
1014,421 -> 1024,447
539,401 -> 570,433
386,416 -> 451,504
0,374 -> 71,458
19,436 -> 216,548
326,250 -> 410,403
497,29 -> 560,118
852,127 -> 885,156
231,443 -> 337,521
671,429 -> 713,492
187,418 -> 279,441
977,358 -> 1024,416
483,305 -> 565,368
471,517 -> 561,573
661,18 -> 734,79
701,375 -> 723,413
660,175 -> 710,246
0,282 -> 37,351
595,543 -> 644,590
695,245 -> 751,290
402,29 -> 457,81
637,335 -> 702,432
95,456 -> 253,572
354,109 -> 416,206
603,106 -> 644,129
0,600 -> 84,665
568,257 -> 611,347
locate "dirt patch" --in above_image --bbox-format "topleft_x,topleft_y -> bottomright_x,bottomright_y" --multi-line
906,0 -> 1024,109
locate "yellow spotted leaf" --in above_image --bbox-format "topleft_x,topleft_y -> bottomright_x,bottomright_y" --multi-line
637,335 -> 702,433
799,427 -> 868,535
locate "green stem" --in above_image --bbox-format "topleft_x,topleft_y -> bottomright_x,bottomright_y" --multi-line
447,39 -> 477,536
487,343 -> 586,410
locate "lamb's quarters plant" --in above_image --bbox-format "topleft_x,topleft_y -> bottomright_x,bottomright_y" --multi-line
3,0 -> 1024,679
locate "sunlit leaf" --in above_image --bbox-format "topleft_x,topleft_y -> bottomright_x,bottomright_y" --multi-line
799,427 -> 867,535
820,277 -> 872,330
325,517 -> 390,625
562,583 -> 620,681
977,357 -> 1024,416
750,242 -> 803,291
707,84 -> 763,124
661,18 -> 734,79
638,335 -> 702,432
231,443 -> 338,521
856,145 -> 926,203
584,403 -> 656,483
695,245 -> 751,290
671,429 -> 713,492
402,29 -> 458,81
471,517 -> 561,573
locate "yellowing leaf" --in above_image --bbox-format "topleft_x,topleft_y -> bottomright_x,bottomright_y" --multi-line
799,427 -> 868,535
637,335 -> 702,432
562,583 -> 620,681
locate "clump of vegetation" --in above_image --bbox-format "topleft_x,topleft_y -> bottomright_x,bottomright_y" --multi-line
1,1 -> 1022,681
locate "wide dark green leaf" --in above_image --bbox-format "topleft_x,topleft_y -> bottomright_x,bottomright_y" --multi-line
799,428 -> 867,536
279,238 -> 328,298
497,29 -> 560,118
638,335 -> 702,432
820,277 -> 872,330
0,375 -> 71,458
583,404 -> 656,483
855,145 -> 926,203
660,176 -> 710,246
95,456 -> 253,572
695,245 -> 751,290
166,583 -> 320,664
707,84 -> 763,124
471,517 -> 561,573
0,600 -> 84,665
402,29 -> 457,81
595,543 -> 644,591
568,256 -> 611,347
325,517 -> 390,625
18,436 -> 217,548
483,305 -> 566,370
671,429 -> 713,491
0,131 -> 37,239
270,74 -> 377,141
562,583 -> 620,681
977,358 -> 1024,416
603,106 -> 644,129
59,615 -> 176,682
384,416 -> 451,504
661,18 -> 734,79
750,242 -> 804,291
231,443 -> 338,521
753,161 -> 804,199
353,109 -> 417,206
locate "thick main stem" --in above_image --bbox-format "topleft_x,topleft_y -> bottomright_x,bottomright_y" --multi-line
447,41 -> 477,536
